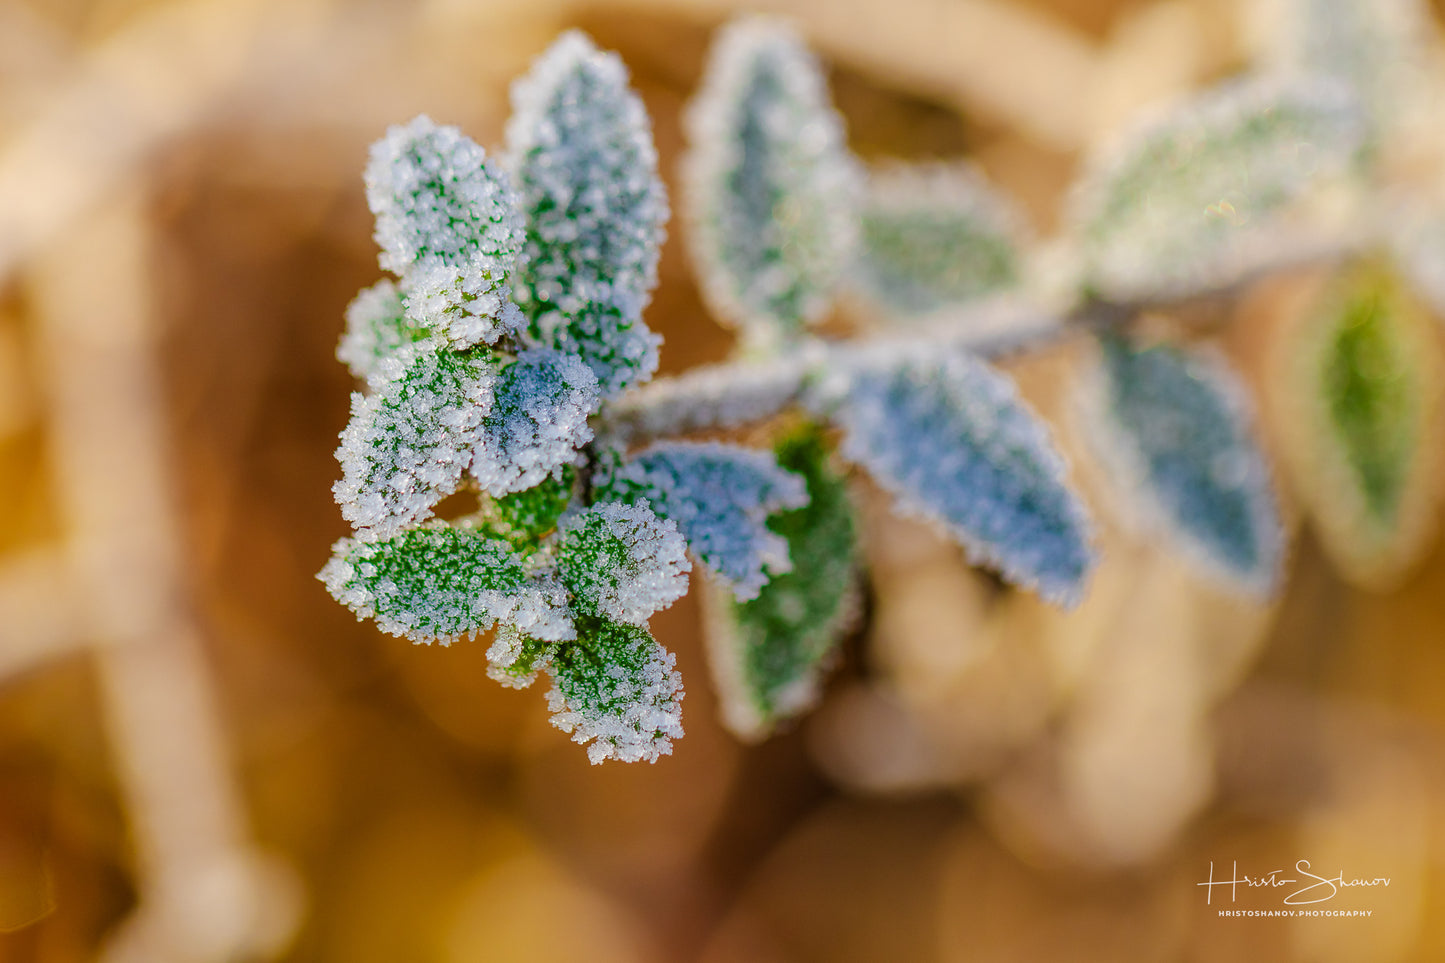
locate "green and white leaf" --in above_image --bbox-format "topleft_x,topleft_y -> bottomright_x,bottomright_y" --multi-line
599,441 -> 808,600
337,279 -> 431,387
683,16 -> 861,347
545,618 -> 684,765
854,163 -> 1024,319
556,501 -> 691,625
333,342 -> 497,538
816,348 -> 1095,606
1074,334 -> 1284,594
506,31 -> 668,399
1069,76 -> 1363,302
479,467 -> 577,549
320,523 -> 574,644
365,115 -> 527,347
469,347 -> 599,498
486,626 -> 558,689
1280,265 -> 1443,586
705,426 -> 857,741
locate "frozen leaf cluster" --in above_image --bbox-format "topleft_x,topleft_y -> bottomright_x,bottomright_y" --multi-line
1075,335 -> 1283,594
683,16 -> 861,345
854,163 -> 1024,319
1070,76 -> 1363,302
600,441 -> 809,600
506,30 -> 668,399
366,115 -> 526,346
706,427 -> 858,740
819,349 -> 1095,606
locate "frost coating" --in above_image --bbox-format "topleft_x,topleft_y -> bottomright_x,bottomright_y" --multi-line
546,619 -> 684,764
855,163 -> 1024,319
486,626 -> 557,689
821,349 -> 1095,606
469,348 -> 599,497
365,115 -> 527,346
556,502 -> 691,625
602,441 -> 809,600
1069,77 -> 1363,301
319,524 -> 575,644
337,279 -> 431,386
333,343 -> 497,539
683,16 -> 861,345
1076,335 -> 1284,595
704,427 -> 857,740
506,31 -> 668,399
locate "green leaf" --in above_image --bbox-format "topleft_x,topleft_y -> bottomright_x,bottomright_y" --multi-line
705,426 -> 858,740
506,31 -> 668,398
555,501 -> 690,625
337,279 -> 432,386
1070,76 -> 1363,302
820,348 -> 1095,606
485,626 -> 557,689
855,163 -> 1023,319
1280,264 -> 1443,586
319,523 -> 573,644
683,16 -> 861,346
1077,334 -> 1284,594
544,618 -> 684,764
480,466 -> 577,549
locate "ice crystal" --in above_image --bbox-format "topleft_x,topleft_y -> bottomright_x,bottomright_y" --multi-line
705,426 -> 857,740
1075,335 -> 1283,594
820,349 -> 1095,606
505,31 -> 668,399
1280,265 -> 1442,586
545,618 -> 684,764
1069,76 -> 1363,302
855,163 -> 1024,319
601,441 -> 808,600
485,625 -> 557,689
333,343 -> 497,539
337,279 -> 432,386
683,16 -> 861,346
320,523 -> 574,644
556,501 -> 691,626
469,348 -> 598,498
365,115 -> 527,346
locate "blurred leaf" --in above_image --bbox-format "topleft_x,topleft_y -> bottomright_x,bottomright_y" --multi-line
854,163 -> 1023,319
1279,264 -> 1443,586
705,425 -> 858,740
320,523 -> 573,644
600,441 -> 808,600
683,16 -> 861,347
1069,77 -> 1363,302
506,31 -> 667,399
545,618 -> 684,764
1077,334 -> 1284,594
821,349 -> 1095,606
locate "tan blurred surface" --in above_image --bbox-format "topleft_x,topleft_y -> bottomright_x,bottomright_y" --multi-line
2,0 -> 1445,960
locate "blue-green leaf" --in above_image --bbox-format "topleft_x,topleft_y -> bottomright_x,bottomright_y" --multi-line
1077,334 -> 1284,594
822,349 -> 1095,606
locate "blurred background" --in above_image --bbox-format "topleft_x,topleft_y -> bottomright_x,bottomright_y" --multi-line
2,0 -> 1445,960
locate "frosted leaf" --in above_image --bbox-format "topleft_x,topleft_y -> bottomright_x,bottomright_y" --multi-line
544,619 -> 684,764
601,441 -> 808,600
337,279 -> 432,386
1277,264 -> 1442,587
506,31 -> 668,399
333,343 -> 497,539
1069,76 -> 1363,302
319,523 -> 575,644
683,16 -> 861,346
820,349 -> 1095,606
704,426 -> 857,740
1075,334 -> 1284,595
469,348 -> 599,498
365,115 -> 527,347
556,501 -> 690,625
1264,0 -> 1426,139
854,163 -> 1024,319
486,625 -> 557,689
480,466 -> 577,548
